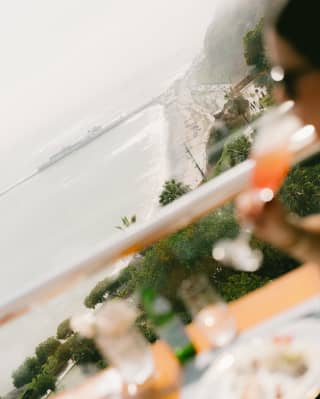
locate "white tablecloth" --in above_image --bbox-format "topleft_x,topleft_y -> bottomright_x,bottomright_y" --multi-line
182,295 -> 320,398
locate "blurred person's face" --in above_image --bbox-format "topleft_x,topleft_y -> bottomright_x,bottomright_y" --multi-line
265,28 -> 320,135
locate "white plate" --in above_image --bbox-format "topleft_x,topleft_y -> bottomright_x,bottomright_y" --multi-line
196,318 -> 320,399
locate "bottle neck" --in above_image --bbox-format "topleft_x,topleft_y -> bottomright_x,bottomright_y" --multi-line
174,342 -> 196,365
141,289 -> 196,365
156,316 -> 196,365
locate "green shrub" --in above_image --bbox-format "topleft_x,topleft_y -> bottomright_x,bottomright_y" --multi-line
35,338 -> 60,365
243,18 -> 269,71
136,314 -> 158,343
56,319 -> 73,340
34,373 -> 56,396
210,135 -> 251,178
281,164 -> 320,217
69,335 -> 104,365
55,341 -> 73,363
41,356 -> 68,378
12,357 -> 41,389
159,179 -> 191,206
84,278 -> 111,308
21,374 -> 56,399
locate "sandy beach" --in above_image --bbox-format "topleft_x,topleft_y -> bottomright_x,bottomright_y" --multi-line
163,78 -> 229,188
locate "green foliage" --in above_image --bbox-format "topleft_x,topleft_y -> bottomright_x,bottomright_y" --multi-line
213,239 -> 298,302
136,314 -> 158,343
12,357 -> 41,388
214,268 -> 269,302
159,179 -> 191,206
217,90 -> 251,132
211,135 -> 251,178
280,163 -> 320,216
55,339 -> 73,363
51,334 -> 103,367
19,387 -> 38,399
116,206 -> 240,306
84,258 -> 145,308
256,241 -> 298,279
224,90 -> 250,123
116,215 -> 137,231
207,93 -> 252,171
69,335 -> 104,365
232,96 -> 250,122
243,18 -> 269,71
208,123 -> 229,146
299,151 -> 320,168
110,203 -> 297,317
96,360 -> 108,370
35,337 -> 61,365
56,318 -> 73,340
202,0 -> 267,83
32,373 -> 56,396
226,135 -> 251,166
206,127 -> 227,168
21,373 -> 56,399
259,93 -> 274,109
84,277 -> 111,308
41,355 -> 68,378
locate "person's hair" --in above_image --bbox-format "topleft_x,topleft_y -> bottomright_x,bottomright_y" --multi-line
267,0 -> 320,67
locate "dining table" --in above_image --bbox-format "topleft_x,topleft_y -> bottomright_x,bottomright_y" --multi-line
52,262 -> 320,399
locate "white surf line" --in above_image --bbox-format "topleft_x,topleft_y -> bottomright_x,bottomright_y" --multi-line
0,171 -> 38,198
0,97 -> 159,199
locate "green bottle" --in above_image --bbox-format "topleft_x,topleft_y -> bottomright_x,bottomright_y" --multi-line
141,288 -> 196,364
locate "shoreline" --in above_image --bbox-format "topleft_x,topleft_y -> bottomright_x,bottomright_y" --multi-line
163,81 -> 228,189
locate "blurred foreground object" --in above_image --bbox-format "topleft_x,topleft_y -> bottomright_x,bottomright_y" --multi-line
71,300 -> 181,398
212,102 -> 304,271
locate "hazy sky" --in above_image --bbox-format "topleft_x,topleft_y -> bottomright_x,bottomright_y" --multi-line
0,0 -> 216,188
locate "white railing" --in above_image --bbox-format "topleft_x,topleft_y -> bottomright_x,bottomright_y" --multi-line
0,126 -> 319,326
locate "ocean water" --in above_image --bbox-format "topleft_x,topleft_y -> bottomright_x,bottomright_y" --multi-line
0,104 -> 169,304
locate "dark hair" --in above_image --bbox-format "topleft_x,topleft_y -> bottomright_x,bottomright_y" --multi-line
268,0 -> 320,67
